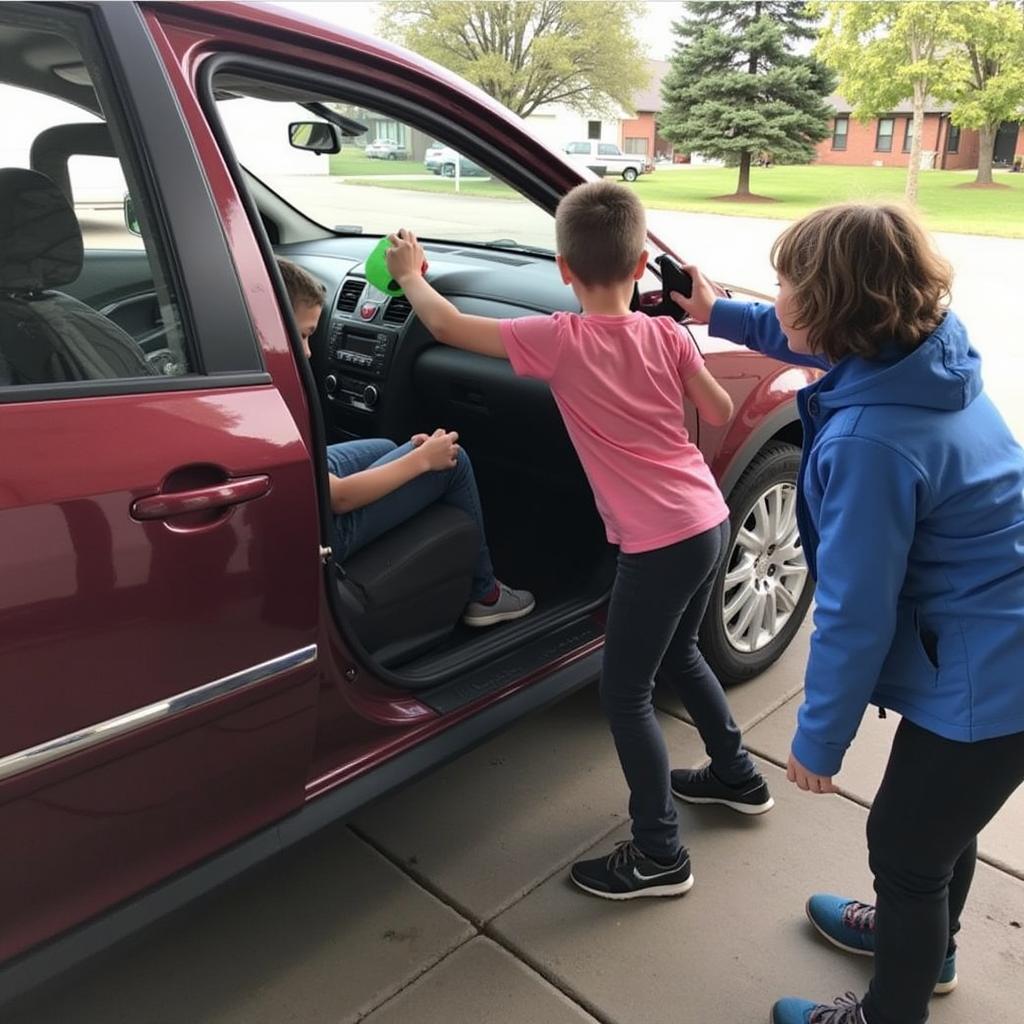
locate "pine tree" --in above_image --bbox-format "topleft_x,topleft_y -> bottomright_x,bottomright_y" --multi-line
661,2 -> 835,197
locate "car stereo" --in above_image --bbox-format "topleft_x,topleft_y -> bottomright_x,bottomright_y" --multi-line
327,321 -> 394,379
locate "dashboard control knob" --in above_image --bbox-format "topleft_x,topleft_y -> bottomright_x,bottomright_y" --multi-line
362,384 -> 379,409
325,374 -> 338,396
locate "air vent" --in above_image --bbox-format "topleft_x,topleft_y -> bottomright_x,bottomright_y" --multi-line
383,296 -> 412,324
337,278 -> 364,313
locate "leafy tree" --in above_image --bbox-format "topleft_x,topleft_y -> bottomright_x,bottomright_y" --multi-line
378,1 -> 648,119
814,2 -> 958,202
660,2 -> 835,197
941,0 -> 1024,185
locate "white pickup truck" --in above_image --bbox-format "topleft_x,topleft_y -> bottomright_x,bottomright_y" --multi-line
562,140 -> 653,181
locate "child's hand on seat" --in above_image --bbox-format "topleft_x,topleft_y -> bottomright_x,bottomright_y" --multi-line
386,228 -> 426,286
415,428 -> 460,471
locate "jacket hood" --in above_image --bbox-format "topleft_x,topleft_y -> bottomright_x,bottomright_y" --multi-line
817,311 -> 982,413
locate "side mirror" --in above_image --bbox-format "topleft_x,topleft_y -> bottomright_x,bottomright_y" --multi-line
124,193 -> 141,236
288,121 -> 342,155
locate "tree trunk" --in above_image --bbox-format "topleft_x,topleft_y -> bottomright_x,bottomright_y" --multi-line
737,151 -> 751,196
905,79 -> 925,203
975,124 -> 996,185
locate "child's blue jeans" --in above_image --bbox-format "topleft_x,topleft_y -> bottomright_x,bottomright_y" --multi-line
326,438 -> 496,601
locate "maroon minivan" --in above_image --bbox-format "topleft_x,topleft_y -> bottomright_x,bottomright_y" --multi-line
0,0 -> 816,998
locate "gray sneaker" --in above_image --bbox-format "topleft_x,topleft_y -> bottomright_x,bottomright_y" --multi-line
463,582 -> 535,627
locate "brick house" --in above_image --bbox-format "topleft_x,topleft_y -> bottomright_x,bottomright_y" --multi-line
618,59 -> 677,159
816,94 -> 1024,170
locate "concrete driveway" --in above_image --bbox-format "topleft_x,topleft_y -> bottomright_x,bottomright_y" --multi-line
7,621 -> 1023,1023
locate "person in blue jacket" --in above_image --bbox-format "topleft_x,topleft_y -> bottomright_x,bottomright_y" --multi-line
673,203 -> 1024,1024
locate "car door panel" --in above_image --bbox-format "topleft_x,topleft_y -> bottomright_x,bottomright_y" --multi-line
0,377 -> 321,962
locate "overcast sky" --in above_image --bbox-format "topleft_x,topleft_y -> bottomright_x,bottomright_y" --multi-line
274,1 -> 683,62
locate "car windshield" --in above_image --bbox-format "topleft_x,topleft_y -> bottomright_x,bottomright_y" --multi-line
215,92 -> 558,252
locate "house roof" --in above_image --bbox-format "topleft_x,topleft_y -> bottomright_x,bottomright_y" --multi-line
828,92 -> 952,116
632,59 -> 671,113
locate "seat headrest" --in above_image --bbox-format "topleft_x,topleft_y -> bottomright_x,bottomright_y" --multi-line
0,168 -> 83,292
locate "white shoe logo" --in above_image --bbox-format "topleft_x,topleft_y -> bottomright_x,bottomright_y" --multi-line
632,863 -> 677,882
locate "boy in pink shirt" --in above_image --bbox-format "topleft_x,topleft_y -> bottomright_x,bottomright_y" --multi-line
386,181 -> 772,899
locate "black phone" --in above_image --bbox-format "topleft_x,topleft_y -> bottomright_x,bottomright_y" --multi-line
656,254 -> 693,300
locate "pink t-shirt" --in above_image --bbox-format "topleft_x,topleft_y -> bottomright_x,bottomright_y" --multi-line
499,311 -> 729,554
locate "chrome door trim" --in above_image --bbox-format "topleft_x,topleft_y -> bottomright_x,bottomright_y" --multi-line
0,645 -> 317,784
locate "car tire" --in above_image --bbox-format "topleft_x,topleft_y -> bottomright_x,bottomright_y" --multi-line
442,163 -> 455,178
622,167 -> 639,182
700,442 -> 813,686
387,153 -> 396,160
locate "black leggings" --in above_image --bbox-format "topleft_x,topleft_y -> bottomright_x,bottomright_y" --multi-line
599,520 -> 754,860
862,717 -> 1024,1024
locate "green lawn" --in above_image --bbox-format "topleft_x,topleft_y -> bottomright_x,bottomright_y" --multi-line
337,163 -> 1024,237
633,166 -> 1024,238
328,150 -> 425,176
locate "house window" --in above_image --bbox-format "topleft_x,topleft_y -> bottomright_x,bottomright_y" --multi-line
902,117 -> 914,154
624,137 -> 649,155
875,117 -> 895,153
831,116 -> 849,151
947,124 -> 961,153
587,120 -> 601,140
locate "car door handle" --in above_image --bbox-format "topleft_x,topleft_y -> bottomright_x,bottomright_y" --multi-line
131,475 -> 271,521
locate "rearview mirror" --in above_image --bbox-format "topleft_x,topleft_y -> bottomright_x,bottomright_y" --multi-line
124,193 -> 141,236
289,121 -> 342,155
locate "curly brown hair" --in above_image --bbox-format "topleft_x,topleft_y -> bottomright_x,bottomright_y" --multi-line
770,203 -> 952,363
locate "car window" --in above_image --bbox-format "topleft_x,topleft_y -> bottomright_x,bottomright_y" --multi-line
565,142 -> 591,155
0,27 -> 194,389
598,143 -> 621,157
215,91 -> 557,252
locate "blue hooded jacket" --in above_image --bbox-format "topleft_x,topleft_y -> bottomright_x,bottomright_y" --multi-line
711,299 -> 1024,776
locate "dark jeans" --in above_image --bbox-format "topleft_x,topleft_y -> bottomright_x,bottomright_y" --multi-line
862,717 -> 1024,1024
327,439 -> 496,601
600,519 -> 755,860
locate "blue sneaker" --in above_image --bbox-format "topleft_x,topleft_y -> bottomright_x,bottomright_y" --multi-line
771,992 -> 864,1023
805,894 -> 958,993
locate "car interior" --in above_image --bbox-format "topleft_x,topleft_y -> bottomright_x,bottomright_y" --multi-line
1,22 -> 696,694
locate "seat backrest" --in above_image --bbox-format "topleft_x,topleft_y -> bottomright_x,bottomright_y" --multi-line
0,167 -> 154,385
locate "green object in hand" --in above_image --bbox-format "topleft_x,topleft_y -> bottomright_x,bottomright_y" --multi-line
364,236 -> 405,297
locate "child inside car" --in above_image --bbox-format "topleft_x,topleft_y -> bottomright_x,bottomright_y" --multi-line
277,257 -> 534,628
385,182 -> 772,901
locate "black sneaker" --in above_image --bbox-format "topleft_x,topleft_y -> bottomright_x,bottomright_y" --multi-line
570,840 -> 693,900
670,763 -> 774,815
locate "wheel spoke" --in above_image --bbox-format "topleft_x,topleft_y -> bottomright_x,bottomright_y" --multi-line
763,588 -> 779,637
724,580 -> 756,621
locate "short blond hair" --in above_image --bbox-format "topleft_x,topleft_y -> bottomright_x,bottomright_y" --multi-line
771,203 -> 952,363
555,180 -> 647,287
277,257 -> 326,310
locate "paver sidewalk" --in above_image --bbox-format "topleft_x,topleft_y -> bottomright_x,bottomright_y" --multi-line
6,637 -> 1022,1024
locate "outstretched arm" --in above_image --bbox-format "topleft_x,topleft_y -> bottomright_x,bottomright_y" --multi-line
669,261 -> 829,370
386,229 -> 507,358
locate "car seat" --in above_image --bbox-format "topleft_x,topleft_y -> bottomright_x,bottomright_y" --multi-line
0,167 -> 154,385
333,503 -> 480,668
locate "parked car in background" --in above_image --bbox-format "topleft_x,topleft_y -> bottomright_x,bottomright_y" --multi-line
0,0 -> 815,1002
424,139 -> 446,171
563,140 -> 653,181
436,146 -> 488,178
364,138 -> 406,160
